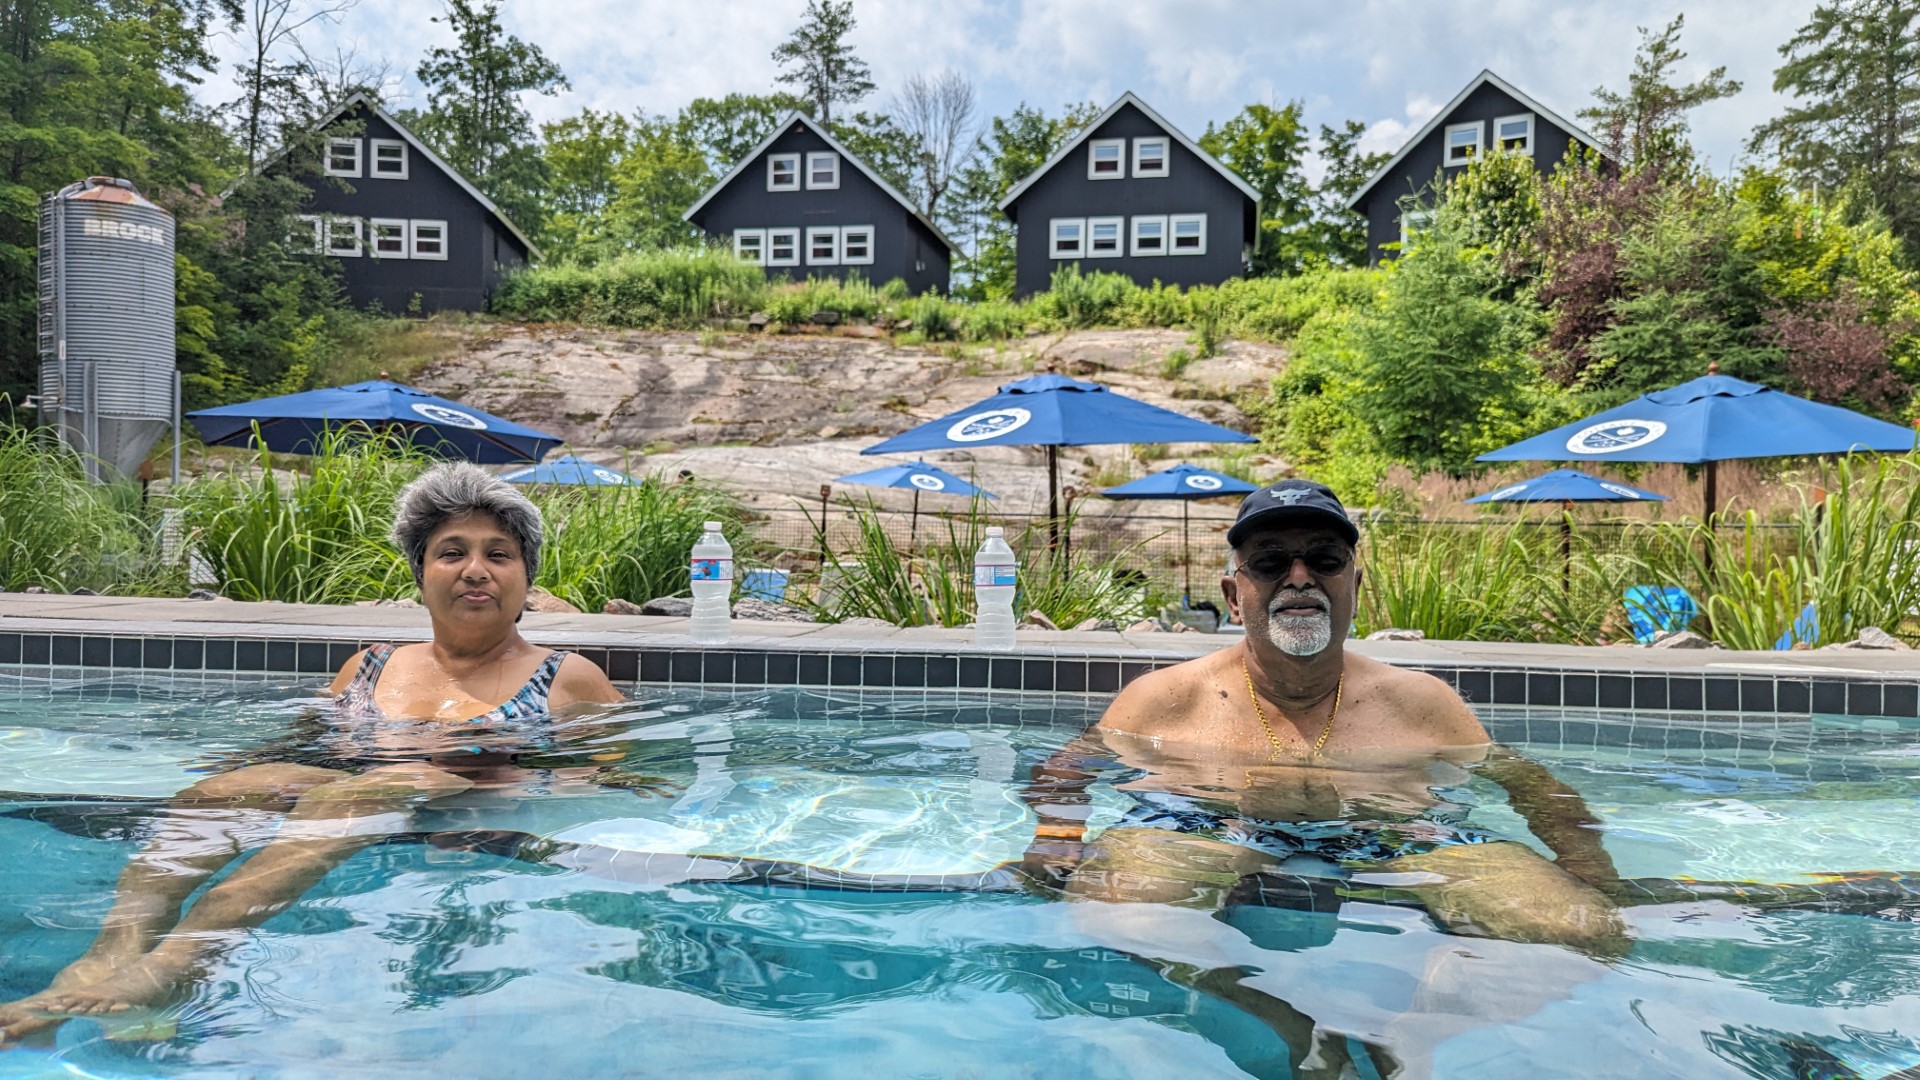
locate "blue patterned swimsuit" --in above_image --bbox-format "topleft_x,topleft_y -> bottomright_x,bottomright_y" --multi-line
334,643 -> 568,725
324,644 -> 572,767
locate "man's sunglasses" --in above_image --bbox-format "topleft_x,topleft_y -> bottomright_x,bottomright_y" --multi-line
1235,545 -> 1353,583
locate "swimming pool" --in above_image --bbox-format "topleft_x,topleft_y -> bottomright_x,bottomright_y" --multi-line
1,671 -> 1918,1078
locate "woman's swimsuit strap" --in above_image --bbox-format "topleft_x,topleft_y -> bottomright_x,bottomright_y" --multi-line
337,643 -> 570,723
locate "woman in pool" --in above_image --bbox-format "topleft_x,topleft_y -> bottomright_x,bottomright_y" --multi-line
0,463 -> 624,1043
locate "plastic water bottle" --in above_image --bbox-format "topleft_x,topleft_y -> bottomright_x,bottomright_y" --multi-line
689,521 -> 733,644
973,526 -> 1017,649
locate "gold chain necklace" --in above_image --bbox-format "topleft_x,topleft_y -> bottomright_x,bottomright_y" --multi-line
1242,657 -> 1343,758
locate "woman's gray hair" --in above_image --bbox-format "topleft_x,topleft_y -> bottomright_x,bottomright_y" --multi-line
390,462 -> 544,585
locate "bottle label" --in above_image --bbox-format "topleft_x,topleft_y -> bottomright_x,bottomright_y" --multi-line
973,564 -> 1017,587
690,558 -> 733,582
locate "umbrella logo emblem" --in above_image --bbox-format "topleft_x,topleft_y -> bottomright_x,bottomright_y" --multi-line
1599,482 -> 1643,499
592,468 -> 626,484
946,407 -> 1031,442
1567,420 -> 1665,454
1183,475 -> 1224,491
1486,484 -> 1530,500
908,474 -> 946,491
409,403 -> 489,430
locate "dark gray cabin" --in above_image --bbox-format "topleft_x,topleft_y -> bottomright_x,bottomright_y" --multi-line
684,113 -> 955,295
1347,70 -> 1606,264
271,94 -> 537,314
999,93 -> 1258,299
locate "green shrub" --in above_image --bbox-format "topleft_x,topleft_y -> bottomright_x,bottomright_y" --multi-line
906,295 -> 959,340
492,247 -> 768,327
1117,281 -> 1187,328
1030,265 -> 1135,329
959,299 -> 1025,342
1159,348 -> 1194,378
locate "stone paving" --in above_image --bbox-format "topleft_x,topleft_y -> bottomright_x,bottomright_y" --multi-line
4,593 -> 1918,678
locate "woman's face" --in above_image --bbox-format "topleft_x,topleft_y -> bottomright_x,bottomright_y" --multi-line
419,511 -> 528,626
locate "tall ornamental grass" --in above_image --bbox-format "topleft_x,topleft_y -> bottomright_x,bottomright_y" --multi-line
491,248 -> 768,327
0,423 -> 156,592
533,476 -> 746,612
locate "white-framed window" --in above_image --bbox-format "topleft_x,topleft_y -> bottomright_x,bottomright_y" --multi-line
369,139 -> 408,179
767,153 -> 801,191
806,225 -> 839,265
1130,215 -> 1168,256
369,218 -> 409,259
1132,137 -> 1169,178
289,214 -> 323,255
1170,213 -> 1206,255
1493,113 -> 1534,155
409,219 -> 447,260
767,227 -> 800,267
1088,138 -> 1126,179
734,228 -> 767,265
840,224 -> 874,265
324,216 -> 363,257
1399,208 -> 1435,248
1444,121 -> 1483,167
1049,218 -> 1085,259
324,137 -> 361,178
1087,216 -> 1124,258
806,151 -> 840,189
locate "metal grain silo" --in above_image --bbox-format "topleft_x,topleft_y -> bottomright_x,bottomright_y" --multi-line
36,177 -> 179,480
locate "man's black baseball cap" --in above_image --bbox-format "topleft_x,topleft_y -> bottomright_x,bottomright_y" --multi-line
1227,479 -> 1360,549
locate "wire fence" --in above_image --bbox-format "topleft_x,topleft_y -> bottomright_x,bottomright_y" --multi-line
737,502 -> 1800,598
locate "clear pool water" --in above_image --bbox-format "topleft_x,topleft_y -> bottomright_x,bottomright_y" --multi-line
1,670 -> 1918,1079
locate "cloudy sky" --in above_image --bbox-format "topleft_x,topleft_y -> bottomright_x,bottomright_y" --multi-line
204,0 -> 1820,175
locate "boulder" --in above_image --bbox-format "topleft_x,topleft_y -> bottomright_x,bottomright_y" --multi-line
1365,628 -> 1425,642
641,596 -> 693,617
733,597 -> 815,623
523,587 -> 581,614
72,587 -> 99,596
1071,617 -> 1119,632
810,309 -> 842,327
1125,618 -> 1159,633
1651,630 -> 1719,649
22,585 -> 48,594
601,598 -> 645,616
1823,627 -> 1912,650
1022,610 -> 1060,631
746,312 -> 771,332
374,597 -> 420,608
185,588 -> 225,601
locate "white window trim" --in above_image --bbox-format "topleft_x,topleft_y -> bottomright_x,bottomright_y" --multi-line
1132,137 -> 1169,178
1049,218 -> 1086,260
1088,138 -> 1126,180
1444,121 -> 1484,167
290,214 -> 323,255
1130,215 -> 1168,257
1086,216 -> 1124,258
840,224 -> 874,266
734,228 -> 767,266
1399,208 -> 1435,248
766,227 -> 800,267
1493,112 -> 1535,155
805,151 -> 840,190
409,219 -> 448,261
368,217 -> 409,260
324,216 -> 363,257
324,137 -> 361,178
1169,213 -> 1207,256
369,138 -> 409,179
767,153 -> 801,192
805,225 -> 840,266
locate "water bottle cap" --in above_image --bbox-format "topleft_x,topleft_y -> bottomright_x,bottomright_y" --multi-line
704,521 -> 722,531
985,526 -> 1004,537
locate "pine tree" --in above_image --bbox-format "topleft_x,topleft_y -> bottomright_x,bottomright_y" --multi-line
770,0 -> 872,124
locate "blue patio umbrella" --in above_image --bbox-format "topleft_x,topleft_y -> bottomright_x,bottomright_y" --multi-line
1102,463 -> 1258,601
832,460 -> 997,544
501,455 -> 640,486
1467,468 -> 1670,592
861,374 -> 1256,545
1477,372 -> 1917,517
187,380 -> 563,464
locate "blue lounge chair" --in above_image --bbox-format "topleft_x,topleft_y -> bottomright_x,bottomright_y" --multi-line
1774,601 -> 1818,650
739,569 -> 790,603
1623,586 -> 1699,644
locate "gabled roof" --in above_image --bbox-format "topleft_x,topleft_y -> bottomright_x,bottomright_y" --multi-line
1346,69 -> 1610,211
248,92 -> 541,260
996,92 -> 1260,217
682,112 -> 958,254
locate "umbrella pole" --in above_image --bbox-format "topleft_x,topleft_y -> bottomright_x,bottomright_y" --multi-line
1047,445 -> 1060,551
1561,500 -> 1572,597
818,484 -> 831,574
1183,500 -> 1192,605
1703,459 -> 1719,576
910,489 -> 919,551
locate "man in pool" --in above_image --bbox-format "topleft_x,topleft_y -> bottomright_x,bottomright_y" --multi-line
1022,479 -> 1628,953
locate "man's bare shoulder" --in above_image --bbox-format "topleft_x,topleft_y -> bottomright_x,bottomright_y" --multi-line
1348,652 -> 1490,745
1095,647 -> 1238,737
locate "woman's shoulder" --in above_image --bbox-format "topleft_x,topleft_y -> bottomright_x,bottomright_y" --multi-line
325,644 -> 396,697
548,651 -> 624,707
